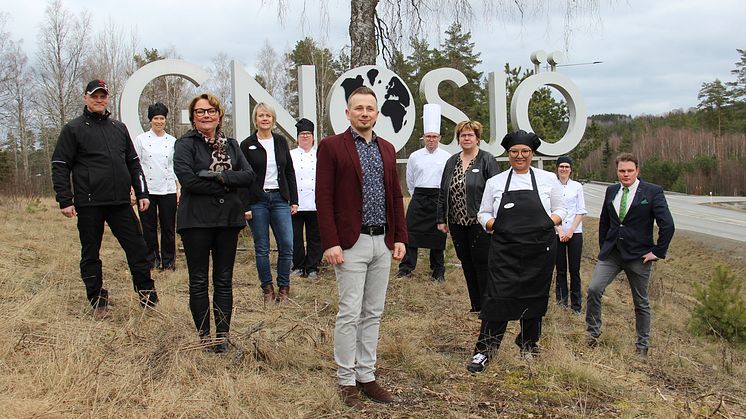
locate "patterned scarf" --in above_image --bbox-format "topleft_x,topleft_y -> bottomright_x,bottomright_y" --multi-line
202,129 -> 232,172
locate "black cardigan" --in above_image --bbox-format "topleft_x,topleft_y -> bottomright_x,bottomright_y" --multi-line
174,130 -> 255,231
436,149 -> 500,225
239,132 -> 298,206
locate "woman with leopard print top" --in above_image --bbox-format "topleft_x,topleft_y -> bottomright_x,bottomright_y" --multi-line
436,120 -> 500,313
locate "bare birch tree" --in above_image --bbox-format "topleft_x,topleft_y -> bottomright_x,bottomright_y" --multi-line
256,41 -> 285,102
35,0 -> 91,131
4,42 -> 36,182
272,0 -> 603,65
202,52 -> 235,137
0,14 -> 14,102
83,18 -> 140,120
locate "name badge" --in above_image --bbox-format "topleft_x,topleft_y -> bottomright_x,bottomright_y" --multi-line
503,203 -> 515,209
471,168 -> 480,173
249,145 -> 257,150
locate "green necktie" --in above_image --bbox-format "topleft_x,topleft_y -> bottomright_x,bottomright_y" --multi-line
619,187 -> 629,222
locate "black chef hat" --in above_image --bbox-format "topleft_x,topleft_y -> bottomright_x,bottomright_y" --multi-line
147,102 -> 169,121
501,130 -> 541,151
557,156 -> 573,167
295,118 -> 315,135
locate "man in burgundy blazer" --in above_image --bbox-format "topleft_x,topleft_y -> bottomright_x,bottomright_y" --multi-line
316,86 -> 407,408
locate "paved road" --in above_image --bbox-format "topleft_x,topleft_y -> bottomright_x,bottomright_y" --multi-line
582,182 -> 746,243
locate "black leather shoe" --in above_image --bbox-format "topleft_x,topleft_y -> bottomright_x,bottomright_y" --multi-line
139,290 -> 159,308
213,342 -> 229,353
395,270 -> 412,278
212,334 -> 230,353
587,336 -> 599,348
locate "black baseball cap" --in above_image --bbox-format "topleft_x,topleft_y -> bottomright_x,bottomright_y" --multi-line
85,79 -> 109,95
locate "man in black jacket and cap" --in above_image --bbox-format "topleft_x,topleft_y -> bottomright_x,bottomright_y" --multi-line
52,79 -> 158,319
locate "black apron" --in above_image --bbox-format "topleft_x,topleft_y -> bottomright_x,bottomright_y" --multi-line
405,187 -> 447,249
480,169 -> 557,321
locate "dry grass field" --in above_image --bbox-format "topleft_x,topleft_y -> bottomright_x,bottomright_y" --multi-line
1,196 -> 744,418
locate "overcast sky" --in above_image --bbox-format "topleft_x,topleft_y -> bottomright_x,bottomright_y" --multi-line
2,0 -> 744,117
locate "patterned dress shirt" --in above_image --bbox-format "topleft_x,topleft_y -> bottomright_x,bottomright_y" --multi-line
352,128 -> 387,226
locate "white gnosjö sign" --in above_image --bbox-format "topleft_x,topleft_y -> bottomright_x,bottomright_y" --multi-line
120,52 -> 586,156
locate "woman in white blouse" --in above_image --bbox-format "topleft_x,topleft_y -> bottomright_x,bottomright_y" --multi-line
554,156 -> 587,314
466,130 -> 568,373
289,118 -> 322,279
133,103 -> 179,270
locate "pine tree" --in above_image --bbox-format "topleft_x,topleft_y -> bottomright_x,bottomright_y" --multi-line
690,265 -> 746,344
434,22 -> 486,137
283,38 -> 346,137
697,79 -> 728,137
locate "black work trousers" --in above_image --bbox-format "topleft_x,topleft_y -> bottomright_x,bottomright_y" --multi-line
291,211 -> 322,274
474,318 -> 543,354
449,223 -> 491,312
555,233 -> 583,311
180,227 -> 241,338
76,204 -> 154,308
140,193 -> 177,268
398,246 -> 445,277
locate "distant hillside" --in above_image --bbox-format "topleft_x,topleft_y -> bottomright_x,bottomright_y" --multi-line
567,108 -> 746,196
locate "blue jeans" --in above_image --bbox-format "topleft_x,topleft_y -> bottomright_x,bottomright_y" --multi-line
248,190 -> 293,287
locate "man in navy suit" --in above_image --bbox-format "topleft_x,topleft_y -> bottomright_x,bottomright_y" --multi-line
585,153 -> 675,360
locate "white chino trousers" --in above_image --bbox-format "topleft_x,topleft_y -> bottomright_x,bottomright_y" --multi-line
334,233 -> 391,386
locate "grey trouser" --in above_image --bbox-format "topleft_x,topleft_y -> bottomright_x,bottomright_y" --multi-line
586,249 -> 653,349
334,234 -> 391,386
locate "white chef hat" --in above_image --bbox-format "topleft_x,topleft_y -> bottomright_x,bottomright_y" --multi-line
423,103 -> 441,135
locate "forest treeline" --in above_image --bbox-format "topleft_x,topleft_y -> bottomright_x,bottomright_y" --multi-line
568,49 -> 746,196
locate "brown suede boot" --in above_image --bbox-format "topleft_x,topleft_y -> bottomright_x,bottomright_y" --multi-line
277,286 -> 290,304
261,283 -> 275,306
338,385 -> 363,409
357,380 -> 397,403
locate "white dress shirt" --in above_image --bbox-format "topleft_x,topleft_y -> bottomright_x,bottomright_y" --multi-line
478,167 -> 568,231
290,146 -> 317,211
613,178 -> 640,219
132,129 -> 177,195
405,146 -> 452,195
559,178 -> 588,233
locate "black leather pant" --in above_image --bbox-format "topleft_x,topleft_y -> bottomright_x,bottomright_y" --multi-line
180,227 -> 241,338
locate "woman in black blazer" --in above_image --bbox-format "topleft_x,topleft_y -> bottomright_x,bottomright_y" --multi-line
240,103 -> 298,306
174,93 -> 254,353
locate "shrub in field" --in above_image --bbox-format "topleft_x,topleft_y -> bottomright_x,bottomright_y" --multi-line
690,265 -> 746,344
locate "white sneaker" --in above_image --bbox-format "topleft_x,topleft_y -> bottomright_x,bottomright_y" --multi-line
290,269 -> 304,278
467,352 -> 489,373
307,271 -> 318,279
